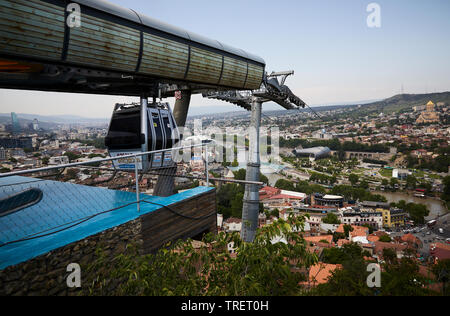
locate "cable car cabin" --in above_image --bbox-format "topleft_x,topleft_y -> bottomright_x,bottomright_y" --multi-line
105,102 -> 180,172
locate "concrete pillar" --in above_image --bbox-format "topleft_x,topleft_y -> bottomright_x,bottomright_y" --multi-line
240,98 -> 262,243
172,91 -> 192,130
153,90 -> 191,197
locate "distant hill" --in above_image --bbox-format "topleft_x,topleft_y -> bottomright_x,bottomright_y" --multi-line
0,115 -> 58,130
0,113 -> 108,125
355,92 -> 450,114
188,92 -> 450,120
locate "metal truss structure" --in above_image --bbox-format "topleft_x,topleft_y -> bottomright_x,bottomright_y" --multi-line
202,70 -> 306,110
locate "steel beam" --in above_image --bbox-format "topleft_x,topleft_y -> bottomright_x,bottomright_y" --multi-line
240,97 -> 262,243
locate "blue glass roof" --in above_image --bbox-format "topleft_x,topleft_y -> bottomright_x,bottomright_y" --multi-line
0,176 -> 214,269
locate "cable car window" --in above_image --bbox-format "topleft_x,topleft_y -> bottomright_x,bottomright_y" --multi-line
163,116 -> 173,148
152,113 -> 164,150
105,109 -> 141,150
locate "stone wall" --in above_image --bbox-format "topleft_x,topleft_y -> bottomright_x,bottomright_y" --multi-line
0,219 -> 143,296
330,150 -> 395,161
0,189 -> 217,296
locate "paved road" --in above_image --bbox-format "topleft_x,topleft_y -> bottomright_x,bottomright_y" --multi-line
388,213 -> 450,257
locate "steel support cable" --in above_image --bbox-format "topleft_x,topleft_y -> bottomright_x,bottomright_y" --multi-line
304,104 -> 322,120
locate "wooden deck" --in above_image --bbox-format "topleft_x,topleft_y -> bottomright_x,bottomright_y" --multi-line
140,188 -> 217,254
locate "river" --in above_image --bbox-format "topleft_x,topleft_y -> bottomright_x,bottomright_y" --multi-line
374,191 -> 448,220
262,173 -> 448,220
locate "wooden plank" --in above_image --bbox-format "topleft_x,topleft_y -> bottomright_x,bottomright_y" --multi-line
139,190 -> 216,253
244,64 -> 264,90
67,13 -> 140,72
186,47 -> 222,83
142,216 -> 214,249
142,218 -> 214,252
219,57 -> 247,87
0,0 -> 64,60
140,194 -> 215,229
0,0 -> 64,21
139,33 -> 188,79
141,200 -> 216,233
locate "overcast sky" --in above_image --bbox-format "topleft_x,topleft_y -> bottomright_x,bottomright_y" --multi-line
1,0 -> 450,118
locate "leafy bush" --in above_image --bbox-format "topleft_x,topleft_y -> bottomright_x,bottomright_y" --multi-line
84,215 -> 318,296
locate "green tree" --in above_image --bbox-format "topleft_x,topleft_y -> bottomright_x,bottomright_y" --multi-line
270,208 -> 280,218
442,176 -> 450,207
275,179 -> 296,191
360,180 -> 369,190
230,193 -> 244,219
321,243 -> 364,265
348,173 -> 359,186
65,168 -> 78,180
332,232 -> 346,243
233,169 -> 269,185
390,177 -> 399,190
406,175 -> 417,189
233,169 -> 246,181
382,248 -> 397,264
322,213 -> 341,225
315,246 -> 436,296
64,151 -> 81,162
362,224 -> 374,234
343,224 -> 354,238
380,257 -> 435,296
217,183 -> 244,219
405,203 -> 429,225
84,215 -> 318,296
431,259 -> 450,296
312,244 -> 374,296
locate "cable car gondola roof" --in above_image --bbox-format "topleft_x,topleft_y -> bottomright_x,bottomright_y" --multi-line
75,0 -> 265,65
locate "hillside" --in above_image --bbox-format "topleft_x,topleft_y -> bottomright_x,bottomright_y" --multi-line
358,92 -> 450,114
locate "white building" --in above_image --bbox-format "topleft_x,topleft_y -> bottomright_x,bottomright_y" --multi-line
223,218 -> 242,233
340,209 -> 383,230
49,156 -> 70,165
217,214 -> 223,229
311,129 -> 335,140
